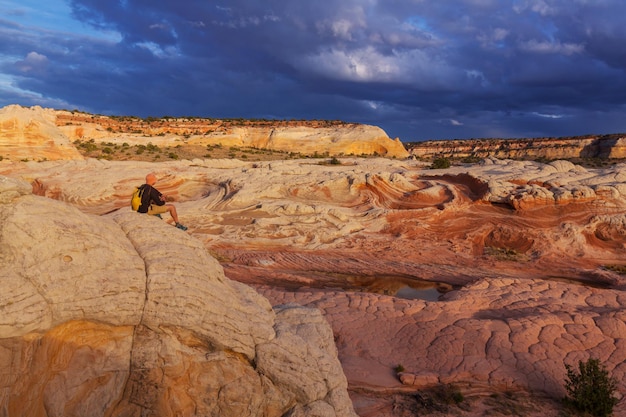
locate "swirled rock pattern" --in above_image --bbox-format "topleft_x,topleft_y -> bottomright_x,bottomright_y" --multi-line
1,140 -> 626,415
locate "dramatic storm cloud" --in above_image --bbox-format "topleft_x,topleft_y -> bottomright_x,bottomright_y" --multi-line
1,0 -> 625,141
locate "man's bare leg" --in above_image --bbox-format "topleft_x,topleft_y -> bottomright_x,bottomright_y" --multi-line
166,204 -> 179,223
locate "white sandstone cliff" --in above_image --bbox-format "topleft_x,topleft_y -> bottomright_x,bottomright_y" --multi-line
0,105 -> 409,161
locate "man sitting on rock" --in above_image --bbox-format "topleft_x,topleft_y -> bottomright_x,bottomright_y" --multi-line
137,173 -> 188,231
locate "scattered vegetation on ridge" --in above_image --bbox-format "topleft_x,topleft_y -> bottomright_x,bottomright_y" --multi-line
73,139 -> 306,162
71,139 -> 383,162
60,110 -> 352,131
73,139 -> 394,165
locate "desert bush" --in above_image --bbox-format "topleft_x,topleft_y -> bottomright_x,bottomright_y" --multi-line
484,246 -> 521,261
431,157 -> 451,169
604,265 -> 626,275
414,384 -> 465,413
563,358 -> 618,417
461,155 -> 482,164
146,143 -> 159,152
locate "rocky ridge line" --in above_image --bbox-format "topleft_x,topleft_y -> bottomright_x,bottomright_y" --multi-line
407,134 -> 626,161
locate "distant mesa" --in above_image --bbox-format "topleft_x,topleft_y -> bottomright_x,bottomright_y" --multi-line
406,134 -> 626,161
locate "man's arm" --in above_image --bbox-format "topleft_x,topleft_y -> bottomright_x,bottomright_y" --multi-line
151,187 -> 166,206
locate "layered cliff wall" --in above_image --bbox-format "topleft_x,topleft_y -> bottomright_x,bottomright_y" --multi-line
408,135 -> 626,160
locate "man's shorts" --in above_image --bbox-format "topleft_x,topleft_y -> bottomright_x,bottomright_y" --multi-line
147,204 -> 169,216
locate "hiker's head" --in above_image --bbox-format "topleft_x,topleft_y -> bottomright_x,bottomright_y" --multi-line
146,173 -> 157,185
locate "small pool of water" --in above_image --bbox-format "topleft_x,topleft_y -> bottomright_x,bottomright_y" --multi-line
266,271 -> 456,302
394,286 -> 443,301
335,277 -> 454,301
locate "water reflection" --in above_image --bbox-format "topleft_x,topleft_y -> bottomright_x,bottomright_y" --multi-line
394,286 -> 443,301
296,274 -> 455,301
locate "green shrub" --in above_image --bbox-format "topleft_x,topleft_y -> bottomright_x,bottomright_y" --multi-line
431,157 -> 451,169
564,358 -> 618,417
146,143 -> 160,152
461,155 -> 482,164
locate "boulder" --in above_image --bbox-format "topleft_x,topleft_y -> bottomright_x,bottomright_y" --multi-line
0,176 -> 356,417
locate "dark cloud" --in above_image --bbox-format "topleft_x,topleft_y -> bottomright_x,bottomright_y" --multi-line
1,0 -> 626,141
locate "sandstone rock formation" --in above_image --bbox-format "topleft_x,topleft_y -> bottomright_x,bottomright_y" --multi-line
0,105 -> 83,161
0,176 -> 356,417
0,105 -> 409,160
408,134 -> 626,161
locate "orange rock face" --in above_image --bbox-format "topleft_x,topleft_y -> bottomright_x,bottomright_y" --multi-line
0,105 -> 84,161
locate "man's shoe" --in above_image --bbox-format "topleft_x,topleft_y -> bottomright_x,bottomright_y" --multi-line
175,223 -> 188,231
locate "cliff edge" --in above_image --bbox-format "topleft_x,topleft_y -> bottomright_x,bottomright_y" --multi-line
408,135 -> 626,161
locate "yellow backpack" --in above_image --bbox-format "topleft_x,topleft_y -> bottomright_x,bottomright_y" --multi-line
130,186 -> 145,211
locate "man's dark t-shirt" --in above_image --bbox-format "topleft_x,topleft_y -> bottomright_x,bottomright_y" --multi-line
137,184 -> 165,213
